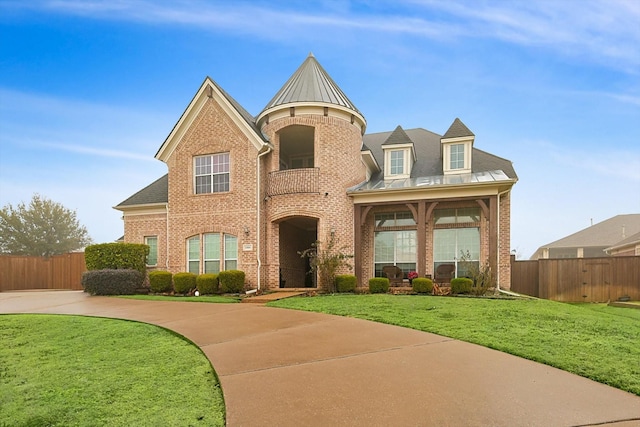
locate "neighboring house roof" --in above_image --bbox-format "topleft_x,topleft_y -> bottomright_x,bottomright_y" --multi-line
605,231 -> 640,253
442,117 -> 474,139
115,174 -> 168,207
261,52 -> 362,116
531,214 -> 640,258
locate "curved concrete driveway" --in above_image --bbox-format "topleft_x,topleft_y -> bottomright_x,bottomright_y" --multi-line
1,291 -> 639,427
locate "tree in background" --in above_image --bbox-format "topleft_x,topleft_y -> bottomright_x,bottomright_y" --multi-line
0,194 -> 92,257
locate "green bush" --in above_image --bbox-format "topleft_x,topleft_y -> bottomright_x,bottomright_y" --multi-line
173,272 -> 197,294
196,274 -> 218,295
412,277 -> 433,294
85,243 -> 149,273
368,277 -> 389,294
219,270 -> 245,293
335,274 -> 357,293
451,277 -> 473,295
149,270 -> 173,293
82,269 -> 144,295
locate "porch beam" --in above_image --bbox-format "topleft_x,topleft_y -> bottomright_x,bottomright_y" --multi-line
475,198 -> 489,220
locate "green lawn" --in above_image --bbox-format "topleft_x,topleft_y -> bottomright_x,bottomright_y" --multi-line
117,294 -> 241,303
0,314 -> 225,426
268,294 -> 640,396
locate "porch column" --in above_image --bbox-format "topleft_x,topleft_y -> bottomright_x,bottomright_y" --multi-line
354,204 -> 362,287
417,201 -> 426,277
489,195 -> 498,278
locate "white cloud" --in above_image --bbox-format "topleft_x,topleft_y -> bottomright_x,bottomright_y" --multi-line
8,0 -> 637,71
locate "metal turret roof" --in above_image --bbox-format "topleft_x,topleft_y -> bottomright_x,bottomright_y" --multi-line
261,53 -> 362,115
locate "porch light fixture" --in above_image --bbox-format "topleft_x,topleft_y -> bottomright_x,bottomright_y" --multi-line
244,226 -> 250,236
330,228 -> 335,236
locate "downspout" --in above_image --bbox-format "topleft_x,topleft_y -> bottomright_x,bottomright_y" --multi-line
165,203 -> 170,270
256,144 -> 272,290
496,188 -> 511,291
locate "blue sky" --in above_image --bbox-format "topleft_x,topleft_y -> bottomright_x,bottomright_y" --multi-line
1,0 -> 639,259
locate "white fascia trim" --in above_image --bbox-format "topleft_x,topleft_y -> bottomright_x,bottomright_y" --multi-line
441,136 -> 475,144
361,150 -> 381,173
348,180 -> 516,204
113,203 -> 168,216
156,78 -> 265,162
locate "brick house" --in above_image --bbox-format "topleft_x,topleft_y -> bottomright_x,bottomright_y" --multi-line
114,54 -> 518,290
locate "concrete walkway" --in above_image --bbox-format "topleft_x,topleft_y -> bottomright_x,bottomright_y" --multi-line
1,291 -> 639,427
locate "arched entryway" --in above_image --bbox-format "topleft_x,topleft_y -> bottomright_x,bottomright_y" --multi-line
278,216 -> 318,288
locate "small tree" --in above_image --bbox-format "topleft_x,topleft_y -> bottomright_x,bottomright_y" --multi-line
0,194 -> 92,256
299,233 -> 353,293
459,250 -> 495,296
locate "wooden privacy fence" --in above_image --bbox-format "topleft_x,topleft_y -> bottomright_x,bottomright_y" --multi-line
511,256 -> 640,302
0,253 -> 86,292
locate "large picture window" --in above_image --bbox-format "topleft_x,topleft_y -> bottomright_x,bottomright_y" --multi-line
374,212 -> 416,278
194,153 -> 230,194
187,233 -> 237,274
433,206 -> 481,281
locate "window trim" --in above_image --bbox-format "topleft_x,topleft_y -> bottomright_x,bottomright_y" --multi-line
186,232 -> 238,274
383,144 -> 413,179
442,140 -> 472,175
145,236 -> 158,267
193,152 -> 230,194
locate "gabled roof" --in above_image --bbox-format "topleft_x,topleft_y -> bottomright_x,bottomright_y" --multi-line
155,77 -> 266,162
382,125 -> 414,146
115,174 -> 168,208
537,214 -> 640,249
261,53 -> 362,116
442,118 -> 474,139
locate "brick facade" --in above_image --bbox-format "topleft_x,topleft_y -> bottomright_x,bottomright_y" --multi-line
117,56 -> 516,292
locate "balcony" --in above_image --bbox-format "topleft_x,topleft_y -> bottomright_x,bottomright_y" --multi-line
267,168 -> 319,197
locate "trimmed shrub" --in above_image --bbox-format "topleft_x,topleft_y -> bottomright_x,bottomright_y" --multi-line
82,269 -> 144,296
85,243 -> 149,273
219,270 -> 245,293
173,272 -> 197,294
412,277 -> 433,294
149,270 -> 173,293
335,274 -> 357,293
451,277 -> 473,295
196,274 -> 218,295
368,277 -> 390,294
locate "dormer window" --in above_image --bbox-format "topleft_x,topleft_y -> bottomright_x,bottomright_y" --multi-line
384,147 -> 413,179
441,118 -> 474,175
381,126 -> 416,180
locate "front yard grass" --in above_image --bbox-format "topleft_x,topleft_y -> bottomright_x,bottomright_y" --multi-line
0,314 -> 225,426
268,294 -> 640,396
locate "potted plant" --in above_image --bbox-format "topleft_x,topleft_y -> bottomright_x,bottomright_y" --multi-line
407,271 -> 418,284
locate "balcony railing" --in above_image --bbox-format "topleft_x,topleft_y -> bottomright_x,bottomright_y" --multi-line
267,168 -> 319,196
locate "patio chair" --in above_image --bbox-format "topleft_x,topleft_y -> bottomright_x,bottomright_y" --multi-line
435,264 -> 455,283
382,265 -> 404,287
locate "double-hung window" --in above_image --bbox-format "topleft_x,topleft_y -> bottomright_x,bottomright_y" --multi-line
194,153 -> 230,194
389,150 -> 404,175
450,144 -> 465,170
